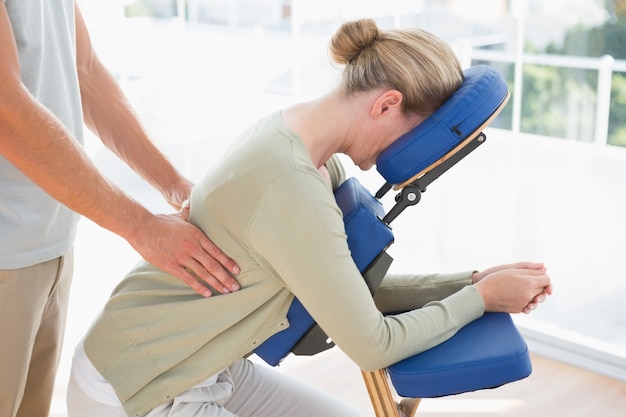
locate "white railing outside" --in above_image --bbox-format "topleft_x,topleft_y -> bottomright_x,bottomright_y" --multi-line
470,48 -> 626,147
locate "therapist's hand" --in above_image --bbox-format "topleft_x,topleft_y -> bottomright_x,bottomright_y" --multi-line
130,210 -> 240,297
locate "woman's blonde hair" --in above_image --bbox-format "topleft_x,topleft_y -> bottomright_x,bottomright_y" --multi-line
329,18 -> 463,116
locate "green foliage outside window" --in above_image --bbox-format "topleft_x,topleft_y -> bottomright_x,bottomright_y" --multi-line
527,0 -> 626,147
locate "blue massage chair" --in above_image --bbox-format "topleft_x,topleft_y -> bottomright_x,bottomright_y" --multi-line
254,65 -> 529,417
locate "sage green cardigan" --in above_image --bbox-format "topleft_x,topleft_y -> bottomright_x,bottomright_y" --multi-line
83,112 -> 484,417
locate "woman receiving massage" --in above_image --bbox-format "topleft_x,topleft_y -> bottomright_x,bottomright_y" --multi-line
67,18 -> 552,417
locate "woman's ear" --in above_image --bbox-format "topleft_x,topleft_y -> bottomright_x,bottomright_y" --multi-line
370,90 -> 403,119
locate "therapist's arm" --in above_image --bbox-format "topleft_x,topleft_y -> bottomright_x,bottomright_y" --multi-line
0,2 -> 239,296
72,2 -> 240,295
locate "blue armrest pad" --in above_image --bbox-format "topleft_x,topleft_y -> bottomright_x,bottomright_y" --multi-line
335,177 -> 394,271
376,65 -> 509,185
387,313 -> 532,398
251,298 -> 313,366
254,177 -> 393,365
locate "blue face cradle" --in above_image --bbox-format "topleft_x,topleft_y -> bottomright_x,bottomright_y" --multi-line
376,65 -> 510,188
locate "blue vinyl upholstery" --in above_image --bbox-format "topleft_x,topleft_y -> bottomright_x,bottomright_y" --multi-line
376,65 -> 509,186
388,312 -> 532,398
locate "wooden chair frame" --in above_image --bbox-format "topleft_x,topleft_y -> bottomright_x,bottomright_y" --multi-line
362,369 -> 421,417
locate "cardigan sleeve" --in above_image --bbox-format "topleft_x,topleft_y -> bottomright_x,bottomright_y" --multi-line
248,170 -> 484,371
373,271 -> 475,313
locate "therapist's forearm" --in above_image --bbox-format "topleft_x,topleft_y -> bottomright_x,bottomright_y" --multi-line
77,52 -> 192,209
0,81 -> 152,244
75,4 -> 191,209
0,5 -> 149,243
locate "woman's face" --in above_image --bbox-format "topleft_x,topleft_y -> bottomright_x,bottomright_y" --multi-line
350,110 -> 426,171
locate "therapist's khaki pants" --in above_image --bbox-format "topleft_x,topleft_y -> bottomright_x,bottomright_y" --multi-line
0,252 -> 73,417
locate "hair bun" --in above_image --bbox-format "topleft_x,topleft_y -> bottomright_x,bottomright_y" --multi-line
329,18 -> 380,65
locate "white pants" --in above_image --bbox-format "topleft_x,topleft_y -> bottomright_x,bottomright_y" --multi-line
67,357 -> 367,417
